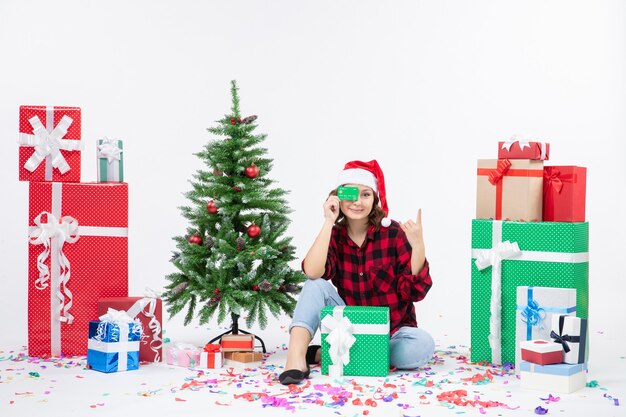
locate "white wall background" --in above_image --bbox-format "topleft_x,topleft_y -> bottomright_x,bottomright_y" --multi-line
1,1 -> 624,348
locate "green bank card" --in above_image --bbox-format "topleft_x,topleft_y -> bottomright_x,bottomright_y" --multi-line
338,186 -> 359,200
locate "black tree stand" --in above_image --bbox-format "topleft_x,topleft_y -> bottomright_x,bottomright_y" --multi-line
208,312 -> 267,353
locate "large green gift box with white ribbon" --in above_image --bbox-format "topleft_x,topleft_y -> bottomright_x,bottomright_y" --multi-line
320,306 -> 390,377
470,219 -> 588,365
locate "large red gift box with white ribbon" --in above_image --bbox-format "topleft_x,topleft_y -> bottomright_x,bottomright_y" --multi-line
18,106 -> 82,183
98,297 -> 163,362
28,182 -> 128,357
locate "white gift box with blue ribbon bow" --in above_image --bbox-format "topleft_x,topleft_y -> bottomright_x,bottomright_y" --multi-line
87,308 -> 142,373
515,286 -> 576,373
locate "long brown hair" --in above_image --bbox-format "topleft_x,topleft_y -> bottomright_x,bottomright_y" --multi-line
329,188 -> 386,231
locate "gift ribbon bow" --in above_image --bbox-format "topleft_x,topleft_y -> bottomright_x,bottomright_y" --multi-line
321,307 -> 356,377
501,137 -> 531,152
521,299 -> 546,328
18,114 -> 82,176
474,240 -> 521,271
29,212 -> 80,324
97,137 -> 123,163
95,308 -> 141,371
487,159 -> 512,185
543,168 -> 576,195
550,316 -> 580,353
204,343 -> 221,353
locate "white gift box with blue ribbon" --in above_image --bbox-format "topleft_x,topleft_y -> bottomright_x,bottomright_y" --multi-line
87,308 -> 142,373
515,286 -> 576,373
520,360 -> 587,393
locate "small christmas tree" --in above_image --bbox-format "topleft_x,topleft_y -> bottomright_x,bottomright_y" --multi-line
164,81 -> 305,333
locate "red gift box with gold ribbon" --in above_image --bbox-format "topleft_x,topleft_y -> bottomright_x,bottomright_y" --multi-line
543,166 -> 587,222
476,159 -> 544,221
28,182 -> 128,357
18,106 -> 82,183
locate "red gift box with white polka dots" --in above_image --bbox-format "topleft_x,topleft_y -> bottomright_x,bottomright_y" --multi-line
18,105 -> 82,183
27,181 -> 128,357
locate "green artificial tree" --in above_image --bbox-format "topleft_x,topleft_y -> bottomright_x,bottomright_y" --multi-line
164,81 -> 306,347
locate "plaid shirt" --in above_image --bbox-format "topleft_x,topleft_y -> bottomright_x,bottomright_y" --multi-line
320,220 -> 432,334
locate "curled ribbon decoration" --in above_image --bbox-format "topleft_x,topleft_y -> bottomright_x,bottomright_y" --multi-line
487,159 -> 512,185
321,307 -> 356,377
29,212 -> 80,324
125,289 -> 163,361
18,115 -> 82,174
97,137 -> 123,163
521,299 -> 546,329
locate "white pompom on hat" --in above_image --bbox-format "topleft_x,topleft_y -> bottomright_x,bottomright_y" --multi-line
335,159 -> 391,227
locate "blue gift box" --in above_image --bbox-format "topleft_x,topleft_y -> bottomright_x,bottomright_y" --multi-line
87,320 -> 141,373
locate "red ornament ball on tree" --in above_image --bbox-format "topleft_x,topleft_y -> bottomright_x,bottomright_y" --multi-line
214,288 -> 220,294
207,200 -> 218,214
247,224 -> 261,238
244,164 -> 259,179
252,285 -> 259,291
188,234 -> 203,245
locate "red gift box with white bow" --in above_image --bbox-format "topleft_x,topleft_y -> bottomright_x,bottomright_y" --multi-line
28,182 -> 128,356
18,106 -> 82,182
498,139 -> 550,161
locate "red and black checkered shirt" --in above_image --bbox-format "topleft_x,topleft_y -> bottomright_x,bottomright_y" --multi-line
320,220 -> 432,335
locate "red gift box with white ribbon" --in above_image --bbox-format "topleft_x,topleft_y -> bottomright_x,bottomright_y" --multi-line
98,295 -> 162,362
520,339 -> 563,366
498,139 -> 550,161
18,106 -> 82,182
28,182 -> 128,356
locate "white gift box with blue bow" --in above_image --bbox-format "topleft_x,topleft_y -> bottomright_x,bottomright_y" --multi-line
87,308 -> 142,373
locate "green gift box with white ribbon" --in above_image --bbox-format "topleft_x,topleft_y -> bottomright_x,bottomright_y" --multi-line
320,306 -> 390,377
97,138 -> 124,182
470,219 -> 588,365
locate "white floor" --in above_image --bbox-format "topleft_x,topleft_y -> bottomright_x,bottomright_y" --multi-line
1,314 -> 624,417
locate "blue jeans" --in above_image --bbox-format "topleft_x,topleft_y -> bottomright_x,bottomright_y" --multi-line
290,278 -> 435,370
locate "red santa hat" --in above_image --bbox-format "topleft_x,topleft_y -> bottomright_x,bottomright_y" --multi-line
336,159 -> 391,227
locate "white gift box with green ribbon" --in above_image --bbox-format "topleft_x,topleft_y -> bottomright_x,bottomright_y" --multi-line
97,138 -> 124,182
320,306 -> 389,377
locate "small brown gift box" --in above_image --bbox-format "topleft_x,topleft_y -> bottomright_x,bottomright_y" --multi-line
224,351 -> 263,367
476,159 -> 543,221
